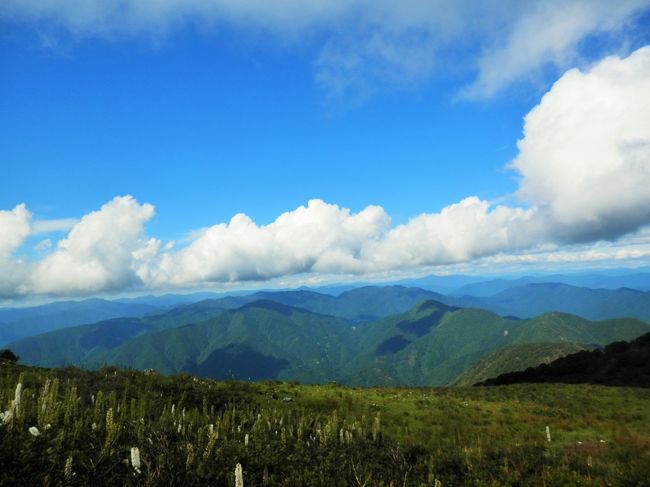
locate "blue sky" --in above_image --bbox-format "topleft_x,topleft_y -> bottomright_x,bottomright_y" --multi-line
1,22 -> 527,234
1,1 -> 650,299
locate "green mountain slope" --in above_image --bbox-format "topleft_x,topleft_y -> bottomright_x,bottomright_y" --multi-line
340,302 -> 650,387
7,317 -> 152,367
479,331 -> 650,387
451,342 -> 591,387
6,299 -> 244,367
85,300 -> 356,383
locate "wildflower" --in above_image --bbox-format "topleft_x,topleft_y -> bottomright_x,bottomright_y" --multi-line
244,433 -> 249,447
0,411 -> 11,425
64,456 -> 73,480
235,463 -> 244,487
14,382 -> 22,410
546,426 -> 551,443
186,443 -> 195,468
130,447 -> 141,474
29,426 -> 40,436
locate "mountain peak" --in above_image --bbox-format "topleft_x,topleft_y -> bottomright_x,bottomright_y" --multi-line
235,299 -> 317,316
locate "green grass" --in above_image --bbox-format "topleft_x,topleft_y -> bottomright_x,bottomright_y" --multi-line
1,363 -> 650,486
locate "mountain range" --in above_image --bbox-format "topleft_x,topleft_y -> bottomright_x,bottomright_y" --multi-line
8,287 -> 649,386
453,283 -> 650,322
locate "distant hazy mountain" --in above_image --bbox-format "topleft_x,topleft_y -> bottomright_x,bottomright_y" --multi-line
388,275 -> 488,294
112,291 -> 225,308
451,342 -> 591,387
0,299 -> 163,346
458,283 -> 650,322
173,285 -> 445,324
452,272 -> 650,296
479,332 -> 650,388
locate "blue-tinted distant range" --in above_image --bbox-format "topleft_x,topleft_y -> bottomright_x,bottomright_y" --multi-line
2,1 -> 650,302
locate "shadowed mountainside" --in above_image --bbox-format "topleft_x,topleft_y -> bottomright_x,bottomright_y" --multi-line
479,331 -> 650,387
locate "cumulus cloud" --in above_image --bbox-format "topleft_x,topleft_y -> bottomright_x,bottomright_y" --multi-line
0,204 -> 31,257
150,199 -> 390,285
511,45 -> 650,241
28,196 -> 158,295
0,204 -> 32,296
364,198 -> 541,270
1,0 -> 647,99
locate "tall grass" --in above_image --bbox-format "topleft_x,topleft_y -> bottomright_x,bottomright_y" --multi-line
1,363 -> 649,485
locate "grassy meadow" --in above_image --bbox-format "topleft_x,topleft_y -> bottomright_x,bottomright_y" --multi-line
1,362 -> 649,486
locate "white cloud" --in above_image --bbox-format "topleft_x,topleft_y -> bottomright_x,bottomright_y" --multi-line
32,218 -> 78,234
0,204 -> 32,296
511,45 -> 650,242
462,0 -> 648,99
1,0 -> 647,100
0,204 -> 31,257
29,196 -> 157,295
150,199 -> 390,285
363,197 -> 542,271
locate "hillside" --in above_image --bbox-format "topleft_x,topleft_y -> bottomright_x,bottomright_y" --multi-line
480,331 -> 650,387
6,302 -> 239,368
84,300 -> 356,383
451,342 -> 591,387
2,362 -> 650,485
341,303 -> 650,387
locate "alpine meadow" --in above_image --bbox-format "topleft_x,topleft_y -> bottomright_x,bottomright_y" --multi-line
2,1 -> 650,485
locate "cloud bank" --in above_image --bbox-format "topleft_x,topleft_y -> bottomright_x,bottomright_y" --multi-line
1,0 -> 647,99
2,46 -> 650,297
512,46 -> 650,241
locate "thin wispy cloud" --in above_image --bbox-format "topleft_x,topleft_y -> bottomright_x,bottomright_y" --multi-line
1,0 -> 647,100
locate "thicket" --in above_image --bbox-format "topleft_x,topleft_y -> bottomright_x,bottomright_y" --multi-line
1,363 -> 649,486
